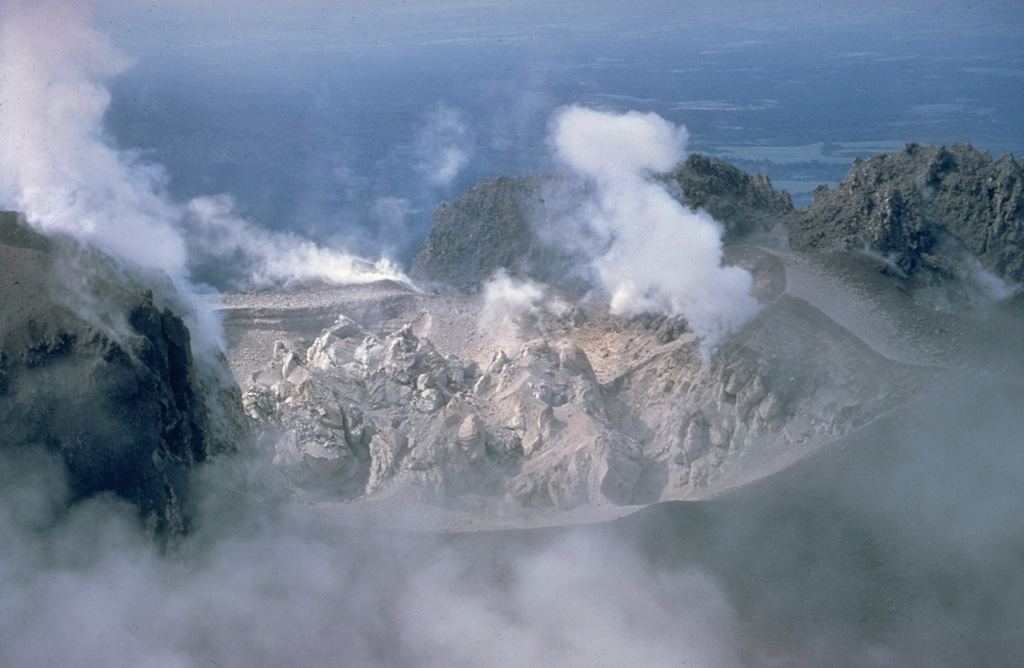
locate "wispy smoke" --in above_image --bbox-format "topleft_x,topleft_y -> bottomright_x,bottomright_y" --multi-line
0,0 -> 411,300
548,106 -> 761,358
187,195 -> 411,290
478,269 -> 569,338
370,195 -> 418,262
415,101 -> 472,188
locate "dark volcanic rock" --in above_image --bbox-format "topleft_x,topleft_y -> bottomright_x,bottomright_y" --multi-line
787,143 -> 1024,284
667,153 -> 795,241
413,144 -> 1023,300
0,213 -> 243,534
410,157 -> 795,292
409,175 -> 574,291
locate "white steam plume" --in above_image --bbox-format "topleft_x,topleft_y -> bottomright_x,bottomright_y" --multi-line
187,195 -> 412,290
479,269 -> 568,339
549,106 -> 760,358
0,0 -> 186,277
0,1 -> 411,299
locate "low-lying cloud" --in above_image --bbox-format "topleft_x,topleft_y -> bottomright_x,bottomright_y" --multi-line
0,444 -> 743,668
547,106 -> 761,358
397,534 -> 741,668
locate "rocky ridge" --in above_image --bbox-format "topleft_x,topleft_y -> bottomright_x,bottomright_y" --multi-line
790,142 -> 1024,292
0,213 -> 246,534
666,153 -> 795,242
410,154 -> 794,292
412,143 -> 1023,309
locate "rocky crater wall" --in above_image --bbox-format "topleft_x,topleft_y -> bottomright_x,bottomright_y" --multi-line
0,214 -> 245,534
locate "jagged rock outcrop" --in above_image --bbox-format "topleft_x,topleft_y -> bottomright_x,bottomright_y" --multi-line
788,142 -> 1024,288
0,213 -> 244,534
409,175 -> 573,292
238,243 -> 938,511
243,314 -> 651,507
243,316 -> 476,499
414,144 -> 1024,302
666,153 -> 795,241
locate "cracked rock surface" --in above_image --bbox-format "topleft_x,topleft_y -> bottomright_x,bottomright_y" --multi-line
223,244 -> 980,528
